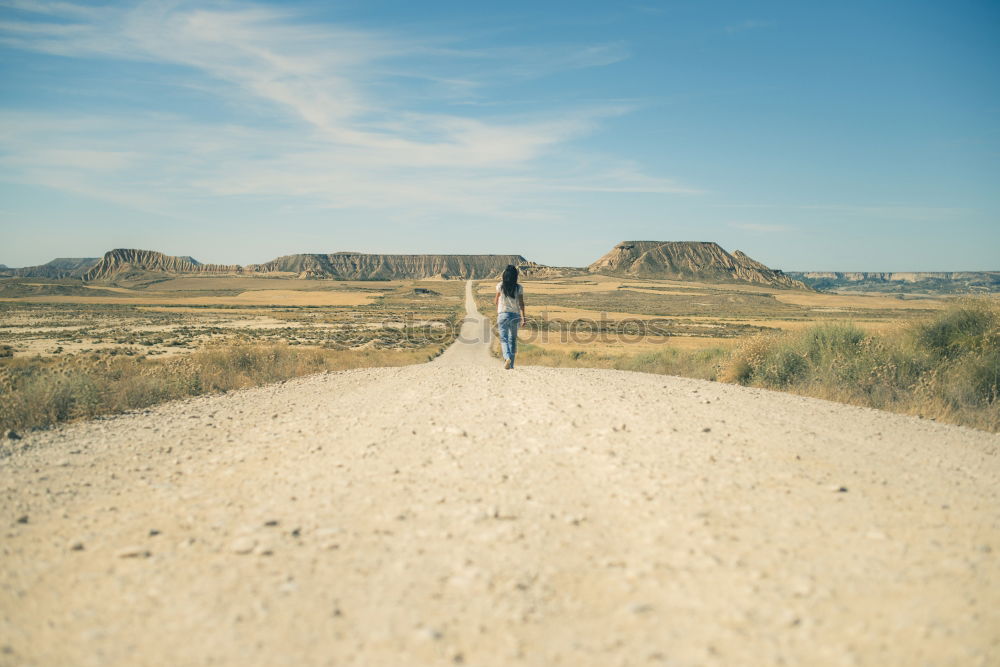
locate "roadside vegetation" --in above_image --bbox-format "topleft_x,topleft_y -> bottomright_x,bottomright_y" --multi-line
519,299 -> 1000,432
0,343 -> 446,437
0,279 -> 463,438
3,278 -> 996,436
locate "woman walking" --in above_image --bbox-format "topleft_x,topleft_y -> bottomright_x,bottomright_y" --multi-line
494,265 -> 526,369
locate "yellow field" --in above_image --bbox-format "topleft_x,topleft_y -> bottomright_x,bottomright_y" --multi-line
772,292 -> 949,310
477,275 -> 672,295
525,304 -> 653,321
0,291 -> 379,306
2,272 -> 971,364
82,285 -> 136,294
477,274 -> 958,360
675,315 -> 911,333
0,278 -> 463,361
147,277 -> 408,292
215,290 -> 379,306
482,275 -> 951,308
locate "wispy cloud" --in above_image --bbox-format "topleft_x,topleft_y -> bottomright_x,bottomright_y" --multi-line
715,203 -> 970,222
419,41 -> 632,85
0,0 -> 693,219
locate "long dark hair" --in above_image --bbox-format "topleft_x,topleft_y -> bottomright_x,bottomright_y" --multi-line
501,265 -> 519,298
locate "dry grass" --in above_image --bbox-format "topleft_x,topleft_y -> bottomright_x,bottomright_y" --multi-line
0,343 -> 446,435
144,277 -> 392,291
213,290 -> 380,305
481,275 -> 946,320
517,342 -> 726,380
525,335 -> 736,355
524,305 -> 654,321
0,279 -> 464,361
0,279 -> 464,434
720,298 -> 999,431
771,292 -> 948,310
0,276 -> 463,306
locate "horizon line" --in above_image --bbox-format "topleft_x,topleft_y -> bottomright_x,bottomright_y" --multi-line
2,244 -> 997,274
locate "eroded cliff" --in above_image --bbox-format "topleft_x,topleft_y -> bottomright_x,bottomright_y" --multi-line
82,249 -> 241,282
247,253 -> 548,280
588,241 -> 806,289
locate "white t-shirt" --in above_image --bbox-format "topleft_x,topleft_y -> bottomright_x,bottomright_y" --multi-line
496,282 -> 523,314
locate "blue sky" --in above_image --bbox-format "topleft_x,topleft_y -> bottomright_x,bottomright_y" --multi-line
1,0 -> 997,271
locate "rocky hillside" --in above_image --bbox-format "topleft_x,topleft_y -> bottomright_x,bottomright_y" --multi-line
11,257 -> 100,279
788,271 -> 1000,294
589,241 -> 806,288
247,253 -> 548,280
82,249 -> 241,282
6,249 -> 556,282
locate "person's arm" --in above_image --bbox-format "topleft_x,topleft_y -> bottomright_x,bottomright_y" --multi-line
518,292 -> 526,327
494,287 -> 500,308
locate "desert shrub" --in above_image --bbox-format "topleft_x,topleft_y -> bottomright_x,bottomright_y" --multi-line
751,344 -> 810,388
719,334 -> 774,384
725,324 -> 878,389
934,349 -> 1000,406
722,299 -> 999,430
912,298 -> 999,360
801,324 -> 867,364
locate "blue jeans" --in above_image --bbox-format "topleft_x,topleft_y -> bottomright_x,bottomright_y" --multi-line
497,312 -> 521,364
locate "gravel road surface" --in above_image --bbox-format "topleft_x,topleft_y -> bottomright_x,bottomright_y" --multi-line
2,281 -> 998,666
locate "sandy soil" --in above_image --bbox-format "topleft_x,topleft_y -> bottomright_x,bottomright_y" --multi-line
1,282 -> 997,666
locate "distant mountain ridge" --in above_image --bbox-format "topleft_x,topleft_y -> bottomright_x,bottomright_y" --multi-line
788,271 -> 1000,294
247,253 -> 548,280
9,244 -> 992,293
0,244 -> 807,288
10,257 -> 100,279
588,241 -> 806,289
22,248 -> 554,282
82,249 -> 241,282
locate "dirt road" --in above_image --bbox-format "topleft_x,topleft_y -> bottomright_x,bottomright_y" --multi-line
2,281 -> 998,666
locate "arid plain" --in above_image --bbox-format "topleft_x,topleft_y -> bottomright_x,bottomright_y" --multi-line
1,272 -> 945,362
2,244 -> 998,665
477,275 -> 949,355
2,279 -> 997,667
0,276 -> 466,360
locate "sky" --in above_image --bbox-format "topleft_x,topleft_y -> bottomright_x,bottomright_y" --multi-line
0,0 -> 997,271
